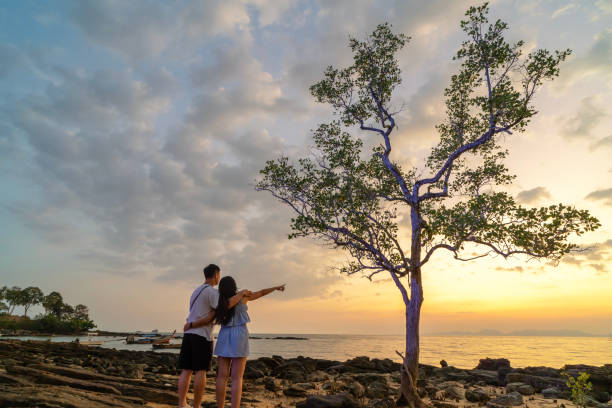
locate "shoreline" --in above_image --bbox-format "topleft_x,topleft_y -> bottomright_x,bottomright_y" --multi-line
1,338 -> 610,408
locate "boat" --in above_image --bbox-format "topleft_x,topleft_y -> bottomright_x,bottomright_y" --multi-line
72,339 -> 104,346
152,343 -> 181,349
126,330 -> 176,345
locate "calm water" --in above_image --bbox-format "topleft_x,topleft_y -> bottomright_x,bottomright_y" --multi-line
5,333 -> 612,368
6,334 -> 611,369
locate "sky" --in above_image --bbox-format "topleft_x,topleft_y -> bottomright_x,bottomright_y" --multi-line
0,0 -> 611,336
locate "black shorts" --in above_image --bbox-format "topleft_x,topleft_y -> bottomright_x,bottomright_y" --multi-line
177,333 -> 213,372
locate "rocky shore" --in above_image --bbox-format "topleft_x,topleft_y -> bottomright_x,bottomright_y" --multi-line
0,339 -> 610,408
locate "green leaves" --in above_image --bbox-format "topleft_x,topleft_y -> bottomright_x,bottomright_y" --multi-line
257,122 -> 411,275
424,192 -> 601,261
310,23 -> 408,127
257,4 -> 599,281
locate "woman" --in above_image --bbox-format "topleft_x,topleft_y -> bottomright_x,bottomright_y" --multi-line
188,277 -> 285,408
213,277 -> 285,408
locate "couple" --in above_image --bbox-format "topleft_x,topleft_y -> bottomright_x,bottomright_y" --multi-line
177,264 -> 285,408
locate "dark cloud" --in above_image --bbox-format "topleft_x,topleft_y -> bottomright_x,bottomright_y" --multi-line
585,188 -> 612,206
561,240 -> 612,274
517,187 -> 552,204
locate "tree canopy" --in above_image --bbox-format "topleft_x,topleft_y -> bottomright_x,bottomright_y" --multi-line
257,6 -> 600,287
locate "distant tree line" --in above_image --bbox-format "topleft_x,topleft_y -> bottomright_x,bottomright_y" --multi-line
0,286 -> 95,333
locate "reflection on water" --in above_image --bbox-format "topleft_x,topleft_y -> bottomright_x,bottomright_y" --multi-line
5,334 -> 611,369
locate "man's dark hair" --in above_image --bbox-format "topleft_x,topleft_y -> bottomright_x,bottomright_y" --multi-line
203,264 -> 220,279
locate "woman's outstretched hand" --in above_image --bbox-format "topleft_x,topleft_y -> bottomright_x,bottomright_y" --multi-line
275,284 -> 286,292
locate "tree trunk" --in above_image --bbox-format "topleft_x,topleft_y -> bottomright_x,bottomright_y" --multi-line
397,278 -> 425,408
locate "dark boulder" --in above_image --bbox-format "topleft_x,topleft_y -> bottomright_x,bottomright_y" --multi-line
476,358 -> 511,371
465,388 -> 491,402
296,393 -> 360,408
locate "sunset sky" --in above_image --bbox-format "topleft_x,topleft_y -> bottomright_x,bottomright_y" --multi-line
1,1 -> 610,335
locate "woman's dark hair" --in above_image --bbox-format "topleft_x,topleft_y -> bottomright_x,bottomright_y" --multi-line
215,276 -> 237,326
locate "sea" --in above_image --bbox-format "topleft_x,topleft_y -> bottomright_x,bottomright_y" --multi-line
6,334 -> 612,369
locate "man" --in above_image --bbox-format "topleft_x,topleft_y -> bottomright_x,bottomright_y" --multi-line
177,264 -> 247,408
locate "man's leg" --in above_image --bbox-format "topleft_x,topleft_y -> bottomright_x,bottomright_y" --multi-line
216,357 -> 231,408
229,357 -> 247,408
192,370 -> 207,408
178,369 -> 192,407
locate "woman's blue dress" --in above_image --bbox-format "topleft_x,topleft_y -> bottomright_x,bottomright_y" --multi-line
214,302 -> 250,358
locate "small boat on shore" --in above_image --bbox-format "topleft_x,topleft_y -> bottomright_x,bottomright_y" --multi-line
152,343 -> 181,349
126,330 -> 176,345
72,339 -> 104,346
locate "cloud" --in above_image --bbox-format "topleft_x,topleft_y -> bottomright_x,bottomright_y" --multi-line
585,188 -> 612,206
561,28 -> 612,85
551,3 -> 578,19
561,239 -> 612,274
590,135 -> 612,151
68,0 -> 251,60
517,187 -> 552,204
561,96 -> 607,140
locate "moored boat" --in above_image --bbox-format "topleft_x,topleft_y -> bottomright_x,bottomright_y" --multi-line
152,343 -> 181,349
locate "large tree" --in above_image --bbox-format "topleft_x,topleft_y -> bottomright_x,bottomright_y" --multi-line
21,286 -> 44,317
257,4 -> 599,407
4,286 -> 23,316
42,291 -> 64,318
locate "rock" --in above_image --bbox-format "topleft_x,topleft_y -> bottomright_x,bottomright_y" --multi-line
296,393 -> 360,408
322,381 -> 346,392
541,387 -> 562,399
353,373 -> 388,385
273,361 -> 307,382
367,398 -> 395,408
283,384 -> 309,397
6,365 -> 121,395
593,391 -> 611,403
518,384 -> 536,395
432,402 -> 461,408
244,365 -> 266,379
349,381 -> 365,398
497,366 -> 514,386
469,369 -> 500,385
440,360 -> 448,368
439,384 -> 465,401
487,391 -> 523,407
466,388 -> 491,402
366,381 -> 390,399
309,370 -> 330,382
506,382 -> 535,395
476,358 -> 511,371
505,372 -> 565,392
0,384 -> 140,408
264,376 -> 279,391
295,382 -> 316,390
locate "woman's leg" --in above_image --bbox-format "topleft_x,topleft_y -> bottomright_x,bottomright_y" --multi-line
216,357 -> 231,408
229,357 -> 247,408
